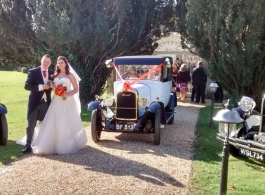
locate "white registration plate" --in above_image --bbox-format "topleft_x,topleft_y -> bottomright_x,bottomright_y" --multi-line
239,148 -> 264,162
116,123 -> 135,130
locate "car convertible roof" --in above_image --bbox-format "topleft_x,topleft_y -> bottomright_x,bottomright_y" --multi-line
113,55 -> 173,65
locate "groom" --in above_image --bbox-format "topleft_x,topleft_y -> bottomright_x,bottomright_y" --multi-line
22,54 -> 54,153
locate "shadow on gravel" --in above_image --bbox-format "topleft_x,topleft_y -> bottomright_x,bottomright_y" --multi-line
91,105 -> 199,161
42,146 -> 185,187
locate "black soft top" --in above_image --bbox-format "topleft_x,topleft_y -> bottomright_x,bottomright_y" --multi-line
113,55 -> 173,65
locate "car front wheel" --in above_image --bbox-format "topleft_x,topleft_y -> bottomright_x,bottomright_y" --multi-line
154,111 -> 161,145
91,109 -> 102,142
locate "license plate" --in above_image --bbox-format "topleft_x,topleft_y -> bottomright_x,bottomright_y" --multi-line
116,123 -> 135,130
239,148 -> 264,162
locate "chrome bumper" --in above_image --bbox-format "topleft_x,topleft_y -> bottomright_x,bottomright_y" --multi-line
216,133 -> 265,154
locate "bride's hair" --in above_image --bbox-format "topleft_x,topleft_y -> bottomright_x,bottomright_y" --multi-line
53,56 -> 70,77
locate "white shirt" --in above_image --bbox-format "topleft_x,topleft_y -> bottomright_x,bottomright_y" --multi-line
38,68 -> 48,101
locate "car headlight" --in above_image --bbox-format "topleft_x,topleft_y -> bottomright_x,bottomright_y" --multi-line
103,97 -> 113,107
238,96 -> 256,112
138,98 -> 149,107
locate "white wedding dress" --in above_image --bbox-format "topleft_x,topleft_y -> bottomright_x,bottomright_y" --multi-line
16,77 -> 87,154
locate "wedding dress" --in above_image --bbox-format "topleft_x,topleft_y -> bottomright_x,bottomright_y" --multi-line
16,77 -> 87,154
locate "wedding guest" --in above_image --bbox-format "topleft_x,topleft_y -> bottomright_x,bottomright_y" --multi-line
22,54 -> 54,153
174,58 -> 181,71
190,62 -> 198,102
177,64 -> 191,103
172,64 -> 178,91
192,61 -> 207,104
214,81 -> 223,103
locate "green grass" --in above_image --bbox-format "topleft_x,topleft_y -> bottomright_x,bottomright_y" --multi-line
189,106 -> 265,195
0,71 -> 91,165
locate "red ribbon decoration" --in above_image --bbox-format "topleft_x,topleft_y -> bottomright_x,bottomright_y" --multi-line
113,63 -> 164,90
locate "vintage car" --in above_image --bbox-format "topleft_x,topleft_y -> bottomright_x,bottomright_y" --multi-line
216,97 -> 265,163
87,55 -> 177,145
0,101 -> 8,146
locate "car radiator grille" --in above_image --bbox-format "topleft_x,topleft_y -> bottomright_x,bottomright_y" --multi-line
116,91 -> 137,120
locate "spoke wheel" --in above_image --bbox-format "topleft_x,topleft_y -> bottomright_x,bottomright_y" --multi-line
154,111 -> 161,145
91,110 -> 102,142
0,114 -> 8,146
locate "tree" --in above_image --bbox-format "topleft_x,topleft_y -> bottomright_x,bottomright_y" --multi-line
176,0 -> 265,104
0,0 -> 176,103
32,0 -> 173,102
0,0 -> 39,67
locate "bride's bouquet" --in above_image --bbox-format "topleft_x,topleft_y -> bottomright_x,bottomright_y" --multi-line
55,84 -> 67,100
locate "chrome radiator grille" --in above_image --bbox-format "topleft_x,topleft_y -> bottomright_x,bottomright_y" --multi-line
116,91 -> 137,120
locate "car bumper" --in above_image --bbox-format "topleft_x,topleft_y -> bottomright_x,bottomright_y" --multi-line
216,133 -> 265,154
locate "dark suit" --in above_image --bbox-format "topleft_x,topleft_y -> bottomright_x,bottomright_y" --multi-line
192,66 -> 207,103
24,67 -> 53,148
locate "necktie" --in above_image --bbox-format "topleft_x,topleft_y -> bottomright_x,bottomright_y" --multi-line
43,70 -> 47,78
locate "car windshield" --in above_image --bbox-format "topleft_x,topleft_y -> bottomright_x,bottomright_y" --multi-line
116,64 -> 161,81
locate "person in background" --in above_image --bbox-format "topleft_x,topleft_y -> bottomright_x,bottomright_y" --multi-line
190,62 -> 198,102
172,63 -> 178,91
214,81 -> 223,103
177,64 -> 191,103
192,61 -> 207,104
174,58 -> 182,71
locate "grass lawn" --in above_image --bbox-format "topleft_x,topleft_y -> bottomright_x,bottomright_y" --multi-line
0,71 -> 91,165
189,106 -> 265,195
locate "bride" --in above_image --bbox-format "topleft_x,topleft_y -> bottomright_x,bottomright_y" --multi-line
17,56 -> 87,154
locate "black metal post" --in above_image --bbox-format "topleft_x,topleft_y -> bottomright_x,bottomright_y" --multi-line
219,127 -> 230,195
210,91 -> 215,128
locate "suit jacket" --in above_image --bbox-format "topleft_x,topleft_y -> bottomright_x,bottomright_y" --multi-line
192,66 -> 207,85
25,67 -> 54,118
177,70 -> 191,84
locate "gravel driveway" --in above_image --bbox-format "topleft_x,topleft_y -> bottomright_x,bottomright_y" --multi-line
0,102 -> 205,195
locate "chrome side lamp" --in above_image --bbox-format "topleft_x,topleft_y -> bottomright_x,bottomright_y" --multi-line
210,82 -> 219,93
209,82 -> 219,128
213,109 -> 243,195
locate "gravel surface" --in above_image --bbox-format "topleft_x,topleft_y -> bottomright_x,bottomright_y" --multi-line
0,102 -> 205,195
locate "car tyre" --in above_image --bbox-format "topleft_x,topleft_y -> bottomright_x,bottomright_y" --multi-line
229,127 -> 244,157
91,109 -> 102,142
0,114 -> 8,146
154,111 -> 161,145
229,145 -> 240,156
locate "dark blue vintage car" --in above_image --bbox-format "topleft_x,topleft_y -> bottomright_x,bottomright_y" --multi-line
0,102 -> 8,145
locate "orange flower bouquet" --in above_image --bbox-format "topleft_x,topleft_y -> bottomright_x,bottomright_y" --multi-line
54,84 -> 67,100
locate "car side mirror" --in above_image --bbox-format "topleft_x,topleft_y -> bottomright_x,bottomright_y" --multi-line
105,59 -> 114,68
164,58 -> 171,68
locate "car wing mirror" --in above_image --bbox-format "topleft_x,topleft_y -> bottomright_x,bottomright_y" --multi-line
105,59 -> 114,68
164,58 -> 171,67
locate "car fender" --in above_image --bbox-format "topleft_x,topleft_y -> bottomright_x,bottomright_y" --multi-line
87,101 -> 100,111
0,104 -> 7,114
147,101 -> 161,113
167,92 -> 177,108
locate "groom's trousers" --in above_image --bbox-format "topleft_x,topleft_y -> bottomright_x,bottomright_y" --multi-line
26,101 -> 48,148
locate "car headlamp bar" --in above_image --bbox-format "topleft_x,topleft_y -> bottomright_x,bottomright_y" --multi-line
113,63 -> 124,82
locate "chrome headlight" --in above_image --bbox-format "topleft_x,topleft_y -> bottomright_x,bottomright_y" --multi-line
138,98 -> 149,107
238,96 -> 256,112
103,97 -> 113,107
